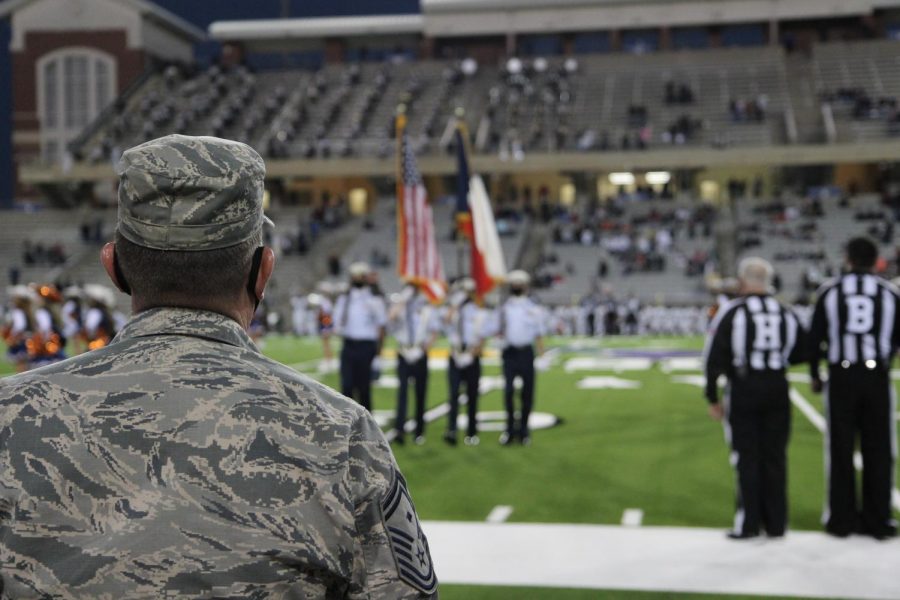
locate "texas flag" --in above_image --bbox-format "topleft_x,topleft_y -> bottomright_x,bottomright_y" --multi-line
454,122 -> 507,299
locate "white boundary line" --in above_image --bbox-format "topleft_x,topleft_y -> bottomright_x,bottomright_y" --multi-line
384,401 -> 452,442
486,505 -> 514,523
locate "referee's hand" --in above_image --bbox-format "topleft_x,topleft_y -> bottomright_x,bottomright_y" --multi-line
810,377 -> 823,394
708,403 -> 724,421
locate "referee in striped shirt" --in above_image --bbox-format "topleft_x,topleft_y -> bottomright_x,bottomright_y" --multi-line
809,236 -> 899,540
704,257 -> 806,539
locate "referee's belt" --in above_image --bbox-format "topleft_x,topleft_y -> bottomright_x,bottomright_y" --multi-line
829,359 -> 887,371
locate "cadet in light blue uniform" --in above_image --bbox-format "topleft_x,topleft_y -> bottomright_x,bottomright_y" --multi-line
334,262 -> 387,412
445,277 -> 496,446
498,270 -> 546,445
389,285 -> 440,445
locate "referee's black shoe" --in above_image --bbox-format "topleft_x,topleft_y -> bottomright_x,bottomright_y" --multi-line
726,531 -> 760,540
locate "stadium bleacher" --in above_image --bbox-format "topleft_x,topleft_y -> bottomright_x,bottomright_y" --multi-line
69,41 -> 900,166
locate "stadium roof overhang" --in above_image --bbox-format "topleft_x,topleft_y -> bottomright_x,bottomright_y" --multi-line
421,0 -> 898,36
20,140 -> 900,185
208,14 -> 424,51
0,0 -> 205,43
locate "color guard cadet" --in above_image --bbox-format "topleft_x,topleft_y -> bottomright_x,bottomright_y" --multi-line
498,270 -> 546,445
445,277 -> 495,446
389,284 -> 439,445
809,236 -> 899,540
334,262 -> 387,411
61,285 -> 86,354
31,284 -> 67,367
82,284 -> 119,350
3,285 -> 37,372
310,281 -> 338,373
704,257 -> 806,539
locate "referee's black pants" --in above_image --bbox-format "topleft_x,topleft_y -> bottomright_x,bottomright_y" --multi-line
448,356 -> 481,438
825,365 -> 897,538
726,374 -> 791,537
340,339 -> 378,411
396,355 -> 428,440
502,345 -> 535,439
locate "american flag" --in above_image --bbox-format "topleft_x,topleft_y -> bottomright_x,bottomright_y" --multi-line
396,114 -> 446,303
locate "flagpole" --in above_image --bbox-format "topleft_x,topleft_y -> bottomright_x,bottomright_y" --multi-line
454,107 -> 469,281
395,104 -> 407,285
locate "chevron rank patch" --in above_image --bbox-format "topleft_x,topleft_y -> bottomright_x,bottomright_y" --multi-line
381,469 -> 437,595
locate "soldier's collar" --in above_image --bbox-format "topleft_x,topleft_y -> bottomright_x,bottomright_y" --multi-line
114,307 -> 257,350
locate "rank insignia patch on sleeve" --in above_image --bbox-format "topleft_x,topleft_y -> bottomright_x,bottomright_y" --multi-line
381,469 -> 437,595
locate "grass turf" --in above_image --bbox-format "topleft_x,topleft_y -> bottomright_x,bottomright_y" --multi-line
2,334 -> 895,600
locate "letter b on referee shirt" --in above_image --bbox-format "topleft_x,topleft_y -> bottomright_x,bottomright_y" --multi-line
846,295 -> 875,334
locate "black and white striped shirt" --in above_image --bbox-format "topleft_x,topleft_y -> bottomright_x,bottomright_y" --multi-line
809,272 -> 900,375
704,295 -> 806,403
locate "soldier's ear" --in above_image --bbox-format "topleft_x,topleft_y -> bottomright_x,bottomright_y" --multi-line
101,243 -> 131,295
253,247 -> 276,302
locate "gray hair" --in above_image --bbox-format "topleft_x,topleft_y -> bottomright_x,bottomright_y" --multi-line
115,230 -> 262,303
738,257 -> 774,290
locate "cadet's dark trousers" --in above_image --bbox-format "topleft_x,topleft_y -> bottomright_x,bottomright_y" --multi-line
396,355 -> 428,439
825,365 -> 896,538
340,339 -> 378,411
448,356 -> 481,437
726,374 -> 791,537
502,345 -> 535,438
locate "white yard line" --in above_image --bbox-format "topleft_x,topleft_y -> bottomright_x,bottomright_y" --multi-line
788,387 -> 827,433
486,505 -> 514,523
425,521 -> 900,599
284,359 -> 322,373
384,400 -> 452,442
621,508 -> 643,527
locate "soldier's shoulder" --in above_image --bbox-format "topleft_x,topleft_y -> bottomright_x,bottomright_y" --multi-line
251,353 -> 367,418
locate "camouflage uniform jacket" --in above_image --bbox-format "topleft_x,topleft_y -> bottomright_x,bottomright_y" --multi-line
0,307 -> 437,599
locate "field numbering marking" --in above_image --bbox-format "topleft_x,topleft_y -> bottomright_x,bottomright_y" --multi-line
486,505 -> 513,523
621,508 -> 644,527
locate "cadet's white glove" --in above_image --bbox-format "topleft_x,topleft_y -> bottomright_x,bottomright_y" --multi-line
534,354 -> 551,371
401,346 -> 424,363
453,351 -> 474,369
371,356 -> 382,381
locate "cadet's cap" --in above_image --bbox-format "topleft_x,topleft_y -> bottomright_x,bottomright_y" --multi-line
63,285 -> 83,299
456,277 -> 476,293
507,270 -> 531,286
306,292 -> 324,307
116,134 -> 272,251
8,285 -> 37,302
83,284 -> 117,308
349,262 -> 371,278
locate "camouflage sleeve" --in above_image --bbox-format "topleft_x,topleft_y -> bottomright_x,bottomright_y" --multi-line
344,412 -> 438,599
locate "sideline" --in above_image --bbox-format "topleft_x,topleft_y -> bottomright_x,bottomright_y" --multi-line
425,521 -> 900,599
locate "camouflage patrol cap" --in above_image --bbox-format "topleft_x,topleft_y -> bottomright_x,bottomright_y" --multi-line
116,134 -> 273,251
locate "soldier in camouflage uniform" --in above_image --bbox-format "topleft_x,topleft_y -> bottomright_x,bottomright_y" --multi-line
0,134 -> 437,599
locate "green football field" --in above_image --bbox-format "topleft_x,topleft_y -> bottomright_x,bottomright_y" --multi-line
2,335 -> 897,599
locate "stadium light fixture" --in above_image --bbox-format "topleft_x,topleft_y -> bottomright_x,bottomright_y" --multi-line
559,183 -> 576,206
645,171 -> 671,185
608,172 -> 635,186
349,188 -> 368,215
